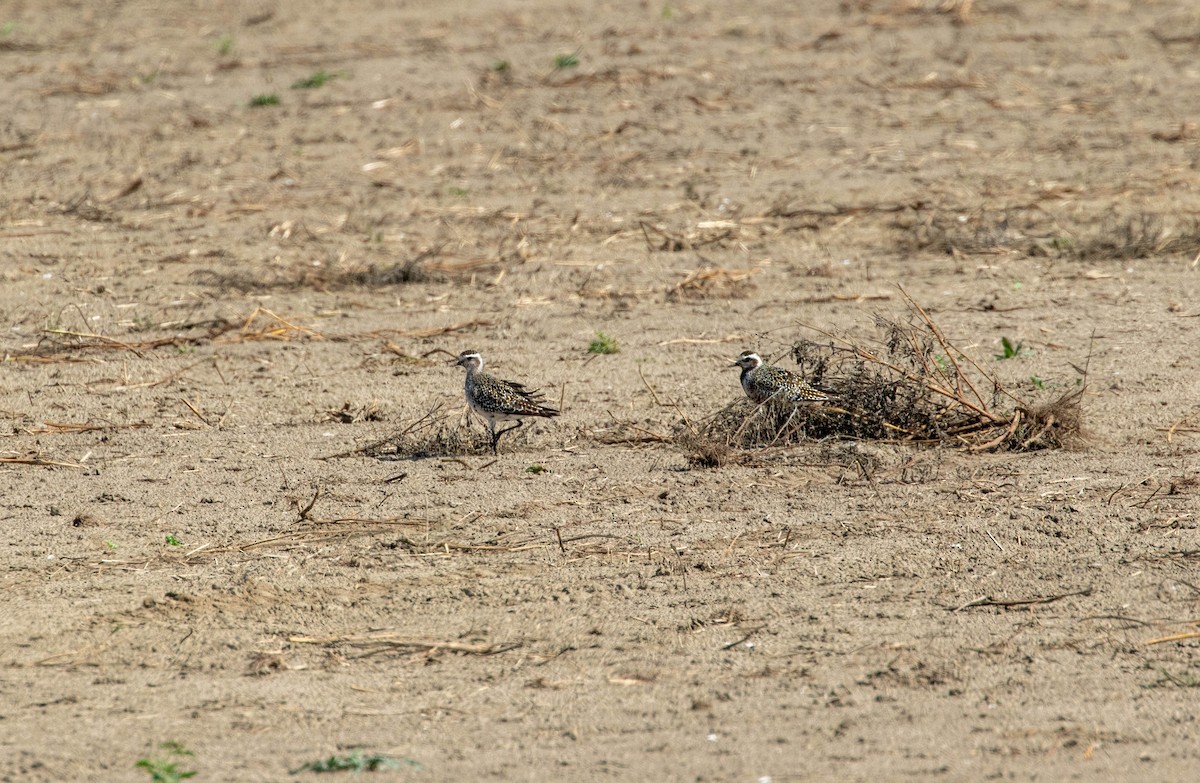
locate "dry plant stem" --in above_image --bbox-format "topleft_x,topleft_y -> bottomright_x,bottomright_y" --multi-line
561,533 -> 628,545
900,322 -> 955,393
899,286 -> 1028,410
396,319 -> 493,338
236,307 -> 323,341
0,455 -> 88,469
26,421 -> 105,434
42,328 -> 147,357
720,624 -> 767,650
1160,416 -> 1196,443
638,364 -> 663,406
968,409 -> 1022,451
179,398 -> 211,426
953,586 -> 1091,612
296,489 -> 320,521
898,286 -> 989,410
288,633 -> 520,656
1144,630 -> 1200,646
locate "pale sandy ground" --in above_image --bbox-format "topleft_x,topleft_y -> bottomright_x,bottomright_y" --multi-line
3,1 -> 1200,781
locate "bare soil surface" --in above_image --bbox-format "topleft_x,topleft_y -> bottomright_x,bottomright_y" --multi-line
4,1 -> 1200,780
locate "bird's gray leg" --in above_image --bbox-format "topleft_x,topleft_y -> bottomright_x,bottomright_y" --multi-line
494,419 -> 524,452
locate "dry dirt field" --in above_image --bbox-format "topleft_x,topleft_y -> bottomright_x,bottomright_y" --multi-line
4,0 -> 1200,780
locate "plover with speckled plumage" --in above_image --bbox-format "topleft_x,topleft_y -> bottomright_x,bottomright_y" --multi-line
732,351 -> 831,405
454,350 -> 559,454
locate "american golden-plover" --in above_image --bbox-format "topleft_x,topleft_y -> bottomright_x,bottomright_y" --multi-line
453,350 -> 559,454
732,350 -> 831,405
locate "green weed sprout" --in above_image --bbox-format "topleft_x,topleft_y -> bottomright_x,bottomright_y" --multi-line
588,332 -> 619,354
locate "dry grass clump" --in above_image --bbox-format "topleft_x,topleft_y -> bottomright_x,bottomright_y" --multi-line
676,290 -> 1085,464
674,425 -> 738,468
359,403 -> 493,459
897,206 -> 1064,257
1069,213 -> 1200,261
193,257 -> 432,292
897,207 -> 1200,261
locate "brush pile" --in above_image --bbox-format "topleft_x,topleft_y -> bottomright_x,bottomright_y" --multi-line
678,290 -> 1084,465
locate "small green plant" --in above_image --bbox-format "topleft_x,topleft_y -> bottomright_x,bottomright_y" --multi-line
553,51 -> 580,70
492,59 -> 510,72
104,540 -> 117,551
526,464 -> 546,475
135,742 -> 196,783
249,93 -> 280,107
447,186 -> 468,197
661,3 -> 674,19
165,534 -> 183,546
215,34 -> 234,56
1,21 -> 16,36
291,750 -> 421,774
588,331 -> 619,355
994,337 -> 1025,361
291,69 -> 337,89
1030,376 -> 1046,390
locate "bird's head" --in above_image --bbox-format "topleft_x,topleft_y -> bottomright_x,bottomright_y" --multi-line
732,351 -> 762,370
454,350 -> 483,371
